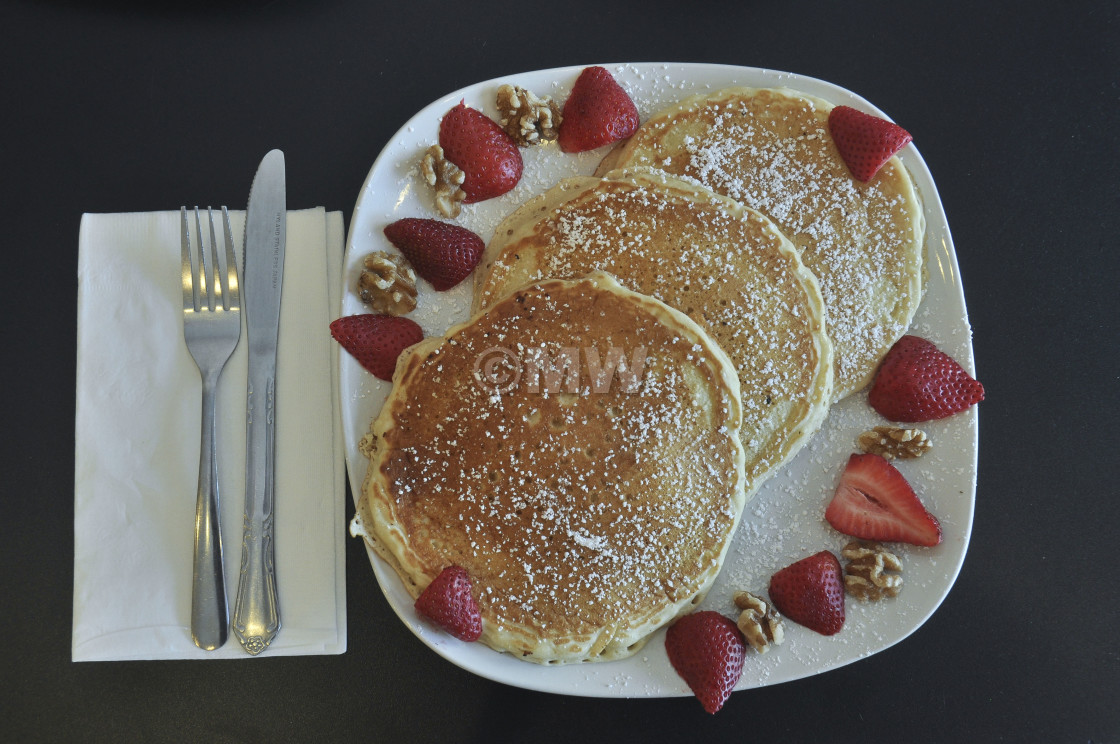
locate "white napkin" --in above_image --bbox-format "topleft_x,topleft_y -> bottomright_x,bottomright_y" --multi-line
73,208 -> 347,660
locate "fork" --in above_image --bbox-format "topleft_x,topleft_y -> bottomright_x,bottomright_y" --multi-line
181,206 -> 241,651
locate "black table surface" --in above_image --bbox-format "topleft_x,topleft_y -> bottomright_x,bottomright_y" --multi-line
4,0 -> 1117,741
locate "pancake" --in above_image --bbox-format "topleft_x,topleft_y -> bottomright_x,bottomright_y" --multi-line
353,272 -> 747,664
474,168 -> 833,488
598,87 -> 925,398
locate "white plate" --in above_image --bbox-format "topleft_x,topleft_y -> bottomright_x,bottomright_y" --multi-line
340,63 -> 977,697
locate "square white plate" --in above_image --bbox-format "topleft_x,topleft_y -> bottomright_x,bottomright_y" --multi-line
339,63 -> 976,697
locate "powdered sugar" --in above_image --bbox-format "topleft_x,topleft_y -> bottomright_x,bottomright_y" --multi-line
374,279 -> 744,653
625,89 -> 926,396
477,173 -> 832,482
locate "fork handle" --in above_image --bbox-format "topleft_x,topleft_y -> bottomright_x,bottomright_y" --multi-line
191,374 -> 229,650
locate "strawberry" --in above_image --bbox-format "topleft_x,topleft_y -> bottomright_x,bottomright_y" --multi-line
868,334 -> 985,422
826,453 -> 943,546
768,551 -> 845,636
414,565 -> 483,642
664,611 -> 745,714
438,102 -> 522,202
828,105 -> 913,181
557,66 -> 640,153
329,314 -> 423,381
384,217 -> 485,291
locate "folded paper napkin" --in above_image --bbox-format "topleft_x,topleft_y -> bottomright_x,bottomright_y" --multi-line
73,208 -> 347,660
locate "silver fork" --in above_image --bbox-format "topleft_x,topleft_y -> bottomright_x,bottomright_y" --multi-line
180,206 -> 241,651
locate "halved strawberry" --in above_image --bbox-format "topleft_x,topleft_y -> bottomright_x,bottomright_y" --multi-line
438,102 -> 522,202
557,66 -> 640,153
869,334 -> 985,422
828,105 -> 913,182
414,565 -> 482,642
664,611 -> 745,714
768,551 -> 845,636
329,314 -> 423,381
383,217 -> 485,291
826,453 -> 942,546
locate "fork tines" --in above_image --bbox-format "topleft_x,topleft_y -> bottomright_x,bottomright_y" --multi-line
181,206 -> 239,314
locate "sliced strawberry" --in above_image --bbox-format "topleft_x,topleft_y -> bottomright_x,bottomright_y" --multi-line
768,551 -> 845,636
826,453 -> 942,547
414,565 -> 482,642
868,334 -> 985,422
828,105 -> 913,182
383,217 -> 485,291
664,611 -> 745,714
329,314 -> 423,381
557,66 -> 640,153
438,102 -> 522,202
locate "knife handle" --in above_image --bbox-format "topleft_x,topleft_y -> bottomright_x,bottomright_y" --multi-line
232,374 -> 281,655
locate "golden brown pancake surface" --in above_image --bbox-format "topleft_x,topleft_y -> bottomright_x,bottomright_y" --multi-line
356,272 -> 746,664
599,87 -> 925,398
474,169 -> 832,488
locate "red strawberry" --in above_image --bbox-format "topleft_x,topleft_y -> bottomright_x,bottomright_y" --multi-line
414,565 -> 482,642
869,334 -> 985,422
664,611 -> 745,714
557,66 -> 640,153
438,102 -> 522,202
329,314 -> 422,381
768,551 -> 845,636
828,105 -> 913,181
384,217 -> 485,291
826,453 -> 943,546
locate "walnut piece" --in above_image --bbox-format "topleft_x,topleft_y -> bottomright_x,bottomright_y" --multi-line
858,425 -> 931,460
358,430 -> 377,460
420,144 -> 466,218
496,84 -> 562,146
358,251 -> 417,316
842,542 -> 903,601
733,590 -> 784,653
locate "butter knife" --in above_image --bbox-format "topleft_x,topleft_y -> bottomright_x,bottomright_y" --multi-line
232,149 -> 286,655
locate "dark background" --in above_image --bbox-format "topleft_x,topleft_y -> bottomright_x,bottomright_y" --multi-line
4,0 -> 1118,741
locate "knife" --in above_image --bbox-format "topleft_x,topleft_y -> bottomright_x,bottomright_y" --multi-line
232,149 -> 285,655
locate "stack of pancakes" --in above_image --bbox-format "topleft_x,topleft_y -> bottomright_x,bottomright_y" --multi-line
354,86 -> 925,664
474,168 -> 833,488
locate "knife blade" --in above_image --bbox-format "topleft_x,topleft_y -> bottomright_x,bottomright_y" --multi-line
232,149 -> 285,655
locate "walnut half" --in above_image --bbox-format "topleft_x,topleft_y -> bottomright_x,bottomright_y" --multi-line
858,425 -> 931,460
496,84 -> 562,146
842,542 -> 903,601
733,590 -> 784,653
420,145 -> 466,219
358,251 -> 417,316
